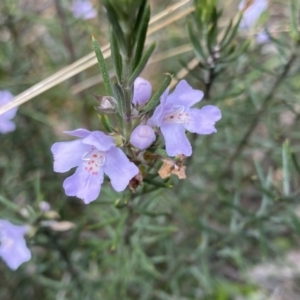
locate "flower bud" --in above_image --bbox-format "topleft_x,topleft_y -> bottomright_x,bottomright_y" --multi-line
130,125 -> 155,150
132,77 -> 152,106
39,201 -> 51,212
93,94 -> 117,113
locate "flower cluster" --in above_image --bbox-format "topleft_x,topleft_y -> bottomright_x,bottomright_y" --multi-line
52,79 -> 221,203
0,220 -> 31,270
130,78 -> 221,156
0,90 -> 18,134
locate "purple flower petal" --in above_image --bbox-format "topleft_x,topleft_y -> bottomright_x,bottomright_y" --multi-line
0,119 -> 16,134
51,140 -> 90,173
239,0 -> 268,29
0,90 -> 18,134
72,0 -> 97,19
130,124 -> 156,150
63,165 -> 104,204
166,80 -> 204,108
0,91 -> 13,106
64,128 -> 91,138
185,105 -> 222,135
103,147 -> 139,191
39,201 -> 51,212
0,90 -> 17,120
52,129 -> 139,202
147,88 -> 169,127
256,31 -> 269,44
132,77 -> 152,106
0,220 -> 28,236
82,131 -> 115,152
161,124 -> 192,157
0,220 -> 31,270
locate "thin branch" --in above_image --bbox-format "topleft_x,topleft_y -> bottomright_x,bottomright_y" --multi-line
223,42 -> 300,174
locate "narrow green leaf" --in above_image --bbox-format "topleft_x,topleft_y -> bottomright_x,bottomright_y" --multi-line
154,148 -> 169,158
290,211 -> 300,235
128,42 -> 156,85
206,8 -> 219,53
133,243 -> 161,278
187,21 -> 206,61
135,224 -> 178,233
98,114 -> 113,133
220,14 -> 242,50
133,4 -> 151,69
291,151 -> 300,175
92,36 -> 113,96
142,74 -> 172,113
87,217 -> 119,230
143,178 -> 172,188
133,0 -> 147,34
256,169 -> 273,217
193,10 -> 203,37
218,41 -> 249,64
103,2 -> 126,54
111,211 -> 127,247
110,30 -> 122,83
229,192 -> 240,232
282,140 -> 290,196
290,0 -> 299,41
112,82 -> 125,117
0,195 -> 20,211
254,160 -> 266,186
220,19 -> 233,46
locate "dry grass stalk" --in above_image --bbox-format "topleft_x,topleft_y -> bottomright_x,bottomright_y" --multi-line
71,44 -> 193,94
0,0 -> 193,115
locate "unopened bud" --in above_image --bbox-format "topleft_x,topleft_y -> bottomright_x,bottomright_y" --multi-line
93,94 -> 116,113
132,77 -> 152,106
130,125 -> 156,150
39,201 -> 51,212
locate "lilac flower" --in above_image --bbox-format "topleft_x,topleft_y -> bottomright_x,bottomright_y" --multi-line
239,0 -> 268,29
130,124 -> 156,150
71,0 -> 97,20
148,80 -> 221,157
0,90 -> 18,134
256,31 -> 269,44
39,201 -> 51,212
132,77 -> 152,106
0,220 -> 31,270
51,129 -> 139,204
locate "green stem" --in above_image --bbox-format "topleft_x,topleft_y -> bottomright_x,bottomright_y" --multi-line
121,56 -> 133,141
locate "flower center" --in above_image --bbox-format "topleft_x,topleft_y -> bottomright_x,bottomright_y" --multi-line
163,106 -> 191,125
82,147 -> 105,176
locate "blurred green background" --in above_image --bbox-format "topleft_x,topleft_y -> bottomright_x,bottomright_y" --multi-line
1,0 -> 300,299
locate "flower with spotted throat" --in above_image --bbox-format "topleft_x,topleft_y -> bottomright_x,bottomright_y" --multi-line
51,129 -> 139,204
148,80 -> 221,157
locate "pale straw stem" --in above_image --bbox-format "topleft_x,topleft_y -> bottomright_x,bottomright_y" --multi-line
71,44 -> 193,94
0,0 -> 193,115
